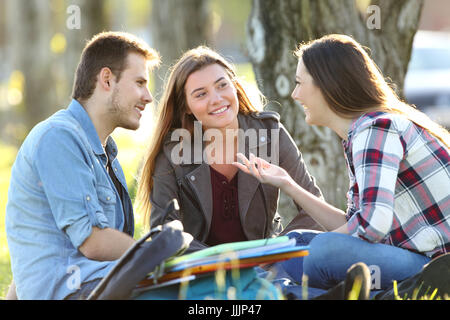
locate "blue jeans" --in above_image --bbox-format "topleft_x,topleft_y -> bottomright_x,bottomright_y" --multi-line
261,230 -> 326,299
270,230 -> 431,299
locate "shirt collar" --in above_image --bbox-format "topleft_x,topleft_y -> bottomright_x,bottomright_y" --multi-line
67,99 -> 117,158
342,111 -> 387,150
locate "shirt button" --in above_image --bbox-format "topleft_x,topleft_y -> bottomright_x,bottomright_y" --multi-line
106,196 -> 111,201
190,176 -> 196,181
114,168 -> 118,172
86,196 -> 91,201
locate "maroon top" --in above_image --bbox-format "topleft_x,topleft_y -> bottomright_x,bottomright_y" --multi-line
205,166 -> 248,246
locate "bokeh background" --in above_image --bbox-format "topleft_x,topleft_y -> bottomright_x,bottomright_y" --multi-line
1,0 -> 449,298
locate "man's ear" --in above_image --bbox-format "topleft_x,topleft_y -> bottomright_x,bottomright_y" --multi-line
98,67 -> 115,91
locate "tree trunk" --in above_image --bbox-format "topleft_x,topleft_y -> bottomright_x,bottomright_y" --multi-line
64,0 -> 110,104
150,0 -> 213,99
6,0 -> 56,135
246,0 -> 423,224
4,0 -> 108,137
0,0 -> 6,70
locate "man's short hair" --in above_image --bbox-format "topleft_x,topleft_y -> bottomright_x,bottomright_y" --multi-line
72,31 -> 160,102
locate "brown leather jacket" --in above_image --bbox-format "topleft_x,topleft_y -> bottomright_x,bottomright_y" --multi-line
150,111 -> 325,249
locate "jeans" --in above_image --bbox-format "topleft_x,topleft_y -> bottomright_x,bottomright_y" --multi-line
261,230 -> 326,299
304,232 -> 431,290
268,230 -> 431,299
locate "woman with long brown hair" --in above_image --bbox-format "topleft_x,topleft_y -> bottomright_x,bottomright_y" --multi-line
235,34 -> 450,297
136,46 -> 324,250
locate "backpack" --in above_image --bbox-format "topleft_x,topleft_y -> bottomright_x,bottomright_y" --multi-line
132,267 -> 280,300
88,199 -> 283,300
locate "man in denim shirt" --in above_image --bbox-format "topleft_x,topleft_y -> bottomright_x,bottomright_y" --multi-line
5,32 -> 160,299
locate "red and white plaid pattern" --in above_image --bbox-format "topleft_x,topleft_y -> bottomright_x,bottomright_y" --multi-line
343,112 -> 450,258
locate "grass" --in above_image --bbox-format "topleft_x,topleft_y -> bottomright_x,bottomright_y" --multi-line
391,280 -> 448,300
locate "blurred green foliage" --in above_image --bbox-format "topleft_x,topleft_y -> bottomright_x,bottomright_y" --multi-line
0,141 -> 17,299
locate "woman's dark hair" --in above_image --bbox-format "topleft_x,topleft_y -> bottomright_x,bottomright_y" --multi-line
295,34 -> 449,148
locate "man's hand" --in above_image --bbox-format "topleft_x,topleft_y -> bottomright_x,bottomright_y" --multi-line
79,227 -> 135,261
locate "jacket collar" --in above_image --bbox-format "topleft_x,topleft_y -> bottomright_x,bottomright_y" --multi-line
163,112 -> 271,163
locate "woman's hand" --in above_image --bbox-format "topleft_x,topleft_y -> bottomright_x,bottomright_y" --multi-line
234,153 -> 348,232
233,153 -> 293,189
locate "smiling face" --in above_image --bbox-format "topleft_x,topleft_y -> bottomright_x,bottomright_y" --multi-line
108,52 -> 153,130
291,59 -> 332,126
184,63 -> 239,131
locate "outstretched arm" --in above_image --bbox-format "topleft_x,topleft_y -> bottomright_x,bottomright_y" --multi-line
234,153 -> 348,232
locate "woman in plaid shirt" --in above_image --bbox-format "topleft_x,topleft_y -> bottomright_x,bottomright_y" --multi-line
234,34 -> 449,296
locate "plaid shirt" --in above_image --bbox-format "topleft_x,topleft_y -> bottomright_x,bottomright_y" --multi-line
343,112 -> 450,258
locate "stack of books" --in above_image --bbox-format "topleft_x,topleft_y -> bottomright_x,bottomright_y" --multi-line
133,236 -> 309,293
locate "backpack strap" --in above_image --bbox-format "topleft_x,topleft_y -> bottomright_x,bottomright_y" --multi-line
87,203 -> 193,300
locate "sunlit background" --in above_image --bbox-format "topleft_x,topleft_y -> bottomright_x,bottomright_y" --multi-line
1,0 -> 449,298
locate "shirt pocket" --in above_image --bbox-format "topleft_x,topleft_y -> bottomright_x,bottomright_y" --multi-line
96,185 -> 117,222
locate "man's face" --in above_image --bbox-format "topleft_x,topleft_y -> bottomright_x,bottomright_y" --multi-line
108,52 -> 152,130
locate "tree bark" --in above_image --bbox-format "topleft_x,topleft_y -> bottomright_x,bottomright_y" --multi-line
150,0 -> 213,99
246,0 -> 423,224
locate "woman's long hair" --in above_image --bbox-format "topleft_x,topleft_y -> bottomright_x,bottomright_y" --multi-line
137,46 -> 261,226
294,34 -> 450,148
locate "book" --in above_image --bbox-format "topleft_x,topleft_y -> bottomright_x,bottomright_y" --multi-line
155,249 -> 309,283
164,236 -> 291,268
166,238 -> 299,272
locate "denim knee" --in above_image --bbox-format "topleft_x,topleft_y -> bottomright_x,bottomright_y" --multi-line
305,232 -> 337,258
303,233 -> 330,265
302,232 -> 344,288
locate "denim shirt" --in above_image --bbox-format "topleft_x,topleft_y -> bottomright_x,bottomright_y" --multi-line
6,99 -> 134,299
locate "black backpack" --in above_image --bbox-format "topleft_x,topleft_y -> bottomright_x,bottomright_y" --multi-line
87,200 -> 193,300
